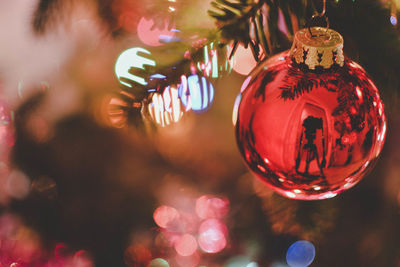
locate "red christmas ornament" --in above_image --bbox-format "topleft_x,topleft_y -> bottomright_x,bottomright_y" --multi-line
235,27 -> 386,200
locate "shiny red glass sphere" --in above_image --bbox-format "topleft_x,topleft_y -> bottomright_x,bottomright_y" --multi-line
235,52 -> 386,200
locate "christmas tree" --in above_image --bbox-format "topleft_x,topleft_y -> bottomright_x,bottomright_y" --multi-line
0,0 -> 399,266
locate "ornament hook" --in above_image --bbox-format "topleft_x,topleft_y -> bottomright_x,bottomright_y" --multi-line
307,0 -> 329,37
317,0 -> 327,17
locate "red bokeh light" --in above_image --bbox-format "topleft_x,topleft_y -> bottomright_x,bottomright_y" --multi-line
113,0 -> 140,33
54,243 -> 69,260
124,244 -> 152,266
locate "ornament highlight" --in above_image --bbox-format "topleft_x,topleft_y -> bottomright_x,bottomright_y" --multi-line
235,27 -> 386,200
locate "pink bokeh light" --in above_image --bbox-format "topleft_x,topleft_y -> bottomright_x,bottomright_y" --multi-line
174,234 -> 198,256
228,44 -> 258,76
153,205 -> 180,229
137,17 -> 176,47
198,219 -> 228,253
195,195 -> 229,220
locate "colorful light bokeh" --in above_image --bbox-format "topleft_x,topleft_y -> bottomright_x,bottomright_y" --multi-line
195,195 -> 229,219
390,15 -> 398,25
148,258 -> 170,267
137,17 -> 177,47
114,47 -> 156,87
196,42 -> 232,78
0,214 -> 93,266
174,234 -> 198,256
178,74 -> 214,113
124,244 -> 152,266
286,240 -> 316,267
149,193 -> 230,265
228,44 -> 258,76
5,170 -> 30,200
148,86 -> 183,127
153,205 -> 180,229
198,218 -> 227,253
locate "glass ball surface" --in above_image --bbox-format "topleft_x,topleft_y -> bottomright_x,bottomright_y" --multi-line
235,52 -> 386,200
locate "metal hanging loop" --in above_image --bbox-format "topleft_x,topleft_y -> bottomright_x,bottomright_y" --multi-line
307,0 -> 329,37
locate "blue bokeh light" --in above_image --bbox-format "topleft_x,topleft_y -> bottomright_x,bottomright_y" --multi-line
286,240 -> 316,267
178,74 -> 214,113
390,15 -> 397,26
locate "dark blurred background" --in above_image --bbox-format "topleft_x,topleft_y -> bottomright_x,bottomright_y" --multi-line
0,0 -> 399,266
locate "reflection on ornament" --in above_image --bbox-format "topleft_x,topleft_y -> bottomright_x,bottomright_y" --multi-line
235,28 -> 386,200
232,94 -> 242,126
228,44 -> 258,76
278,9 -> 289,36
148,86 -> 183,127
286,241 -> 315,267
233,76 -> 253,126
137,17 -> 177,47
115,47 -> 156,87
178,74 -> 214,113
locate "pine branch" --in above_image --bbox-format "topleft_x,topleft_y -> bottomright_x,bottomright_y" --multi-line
208,0 -> 315,59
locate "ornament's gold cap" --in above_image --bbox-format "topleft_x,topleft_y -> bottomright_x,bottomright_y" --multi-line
289,27 -> 344,70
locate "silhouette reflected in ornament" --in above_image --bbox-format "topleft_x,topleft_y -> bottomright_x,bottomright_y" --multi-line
295,116 -> 326,179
